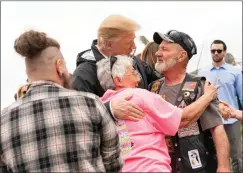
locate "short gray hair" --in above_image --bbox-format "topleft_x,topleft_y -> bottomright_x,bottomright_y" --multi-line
97,55 -> 134,91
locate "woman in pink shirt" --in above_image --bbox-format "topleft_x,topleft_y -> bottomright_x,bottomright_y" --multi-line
97,55 -> 219,172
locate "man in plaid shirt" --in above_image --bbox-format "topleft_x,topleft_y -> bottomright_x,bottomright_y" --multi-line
0,30 -> 123,172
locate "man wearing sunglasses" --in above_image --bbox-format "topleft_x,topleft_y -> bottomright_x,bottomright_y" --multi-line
199,40 -> 242,173
151,30 -> 230,173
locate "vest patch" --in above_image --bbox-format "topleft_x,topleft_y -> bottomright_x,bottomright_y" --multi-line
178,121 -> 200,138
188,149 -> 203,169
182,81 -> 197,91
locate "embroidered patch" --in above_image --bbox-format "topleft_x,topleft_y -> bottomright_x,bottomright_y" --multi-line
115,120 -> 132,157
151,81 -> 161,93
190,93 -> 196,100
183,91 -> 190,98
178,121 -> 200,138
178,100 -> 187,108
183,91 -> 194,105
160,94 -> 166,100
188,149 -> 202,169
182,82 -> 197,91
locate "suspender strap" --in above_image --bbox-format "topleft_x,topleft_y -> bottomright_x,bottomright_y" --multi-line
170,74 -> 189,173
172,73 -> 205,173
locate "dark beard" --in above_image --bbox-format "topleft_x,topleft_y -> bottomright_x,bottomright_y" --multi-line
212,56 -> 223,63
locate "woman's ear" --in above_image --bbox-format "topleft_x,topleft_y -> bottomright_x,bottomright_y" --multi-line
113,76 -> 123,87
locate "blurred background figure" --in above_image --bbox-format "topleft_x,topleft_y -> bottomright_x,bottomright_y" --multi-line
225,52 -> 242,70
14,78 -> 30,101
16,84 -> 29,100
140,42 -> 159,70
224,52 -> 242,110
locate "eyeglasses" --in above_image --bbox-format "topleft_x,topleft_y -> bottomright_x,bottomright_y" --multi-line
211,49 -> 223,54
125,70 -> 139,77
166,30 -> 196,57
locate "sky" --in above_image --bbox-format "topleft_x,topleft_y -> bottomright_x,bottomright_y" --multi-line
1,1 -> 242,110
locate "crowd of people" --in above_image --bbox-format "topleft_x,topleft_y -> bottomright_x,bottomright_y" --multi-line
1,14 -> 242,173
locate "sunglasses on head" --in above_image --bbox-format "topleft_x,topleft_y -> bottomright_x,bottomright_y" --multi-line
211,49 -> 223,54
110,56 -> 137,79
110,56 -> 118,72
110,56 -> 118,79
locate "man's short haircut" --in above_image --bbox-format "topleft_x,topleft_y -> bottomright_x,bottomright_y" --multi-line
211,40 -> 227,51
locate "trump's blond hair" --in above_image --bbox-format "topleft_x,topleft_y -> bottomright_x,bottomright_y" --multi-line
97,14 -> 140,48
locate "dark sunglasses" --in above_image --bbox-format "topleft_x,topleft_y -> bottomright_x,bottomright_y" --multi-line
110,56 -> 118,78
211,49 -> 223,54
110,56 -> 138,71
166,30 -> 196,57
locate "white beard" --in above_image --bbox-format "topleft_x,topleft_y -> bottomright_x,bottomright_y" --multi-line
155,56 -> 177,73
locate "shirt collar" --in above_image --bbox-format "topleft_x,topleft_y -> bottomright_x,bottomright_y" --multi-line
99,50 -> 109,59
29,80 -> 64,89
91,39 -> 109,61
210,62 -> 228,70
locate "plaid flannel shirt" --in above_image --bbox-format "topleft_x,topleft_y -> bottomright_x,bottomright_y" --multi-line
1,81 -> 123,172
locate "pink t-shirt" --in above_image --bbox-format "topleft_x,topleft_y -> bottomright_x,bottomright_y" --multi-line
101,88 -> 182,172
